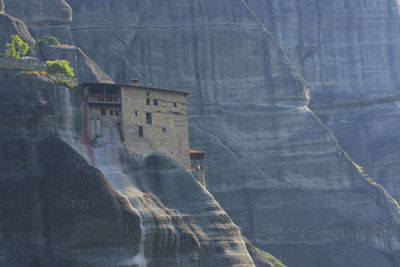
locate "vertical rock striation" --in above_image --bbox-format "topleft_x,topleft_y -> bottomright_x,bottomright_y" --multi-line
0,69 -> 262,265
0,12 -> 36,56
66,0 -> 400,266
0,72 -> 141,266
4,0 -> 73,45
243,0 -> 400,202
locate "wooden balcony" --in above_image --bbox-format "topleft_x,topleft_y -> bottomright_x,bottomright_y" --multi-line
87,93 -> 121,105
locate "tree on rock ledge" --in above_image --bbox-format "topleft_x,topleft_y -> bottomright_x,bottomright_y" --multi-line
1,34 -> 29,59
46,60 -> 75,77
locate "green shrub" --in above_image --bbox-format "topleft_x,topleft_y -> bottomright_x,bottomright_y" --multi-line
47,75 -> 75,89
1,35 -> 29,59
46,60 -> 75,77
38,36 -> 61,46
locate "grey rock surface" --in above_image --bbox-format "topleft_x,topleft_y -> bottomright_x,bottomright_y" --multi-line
65,0 -> 400,266
30,24 -> 74,46
0,71 -> 140,266
4,0 -> 72,26
4,0 -> 73,45
0,69 -> 261,266
0,12 -> 36,56
76,47 -> 114,84
39,44 -> 113,83
244,0 -> 400,206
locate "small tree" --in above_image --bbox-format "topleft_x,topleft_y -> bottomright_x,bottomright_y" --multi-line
38,36 -> 61,46
46,60 -> 75,77
2,35 -> 29,59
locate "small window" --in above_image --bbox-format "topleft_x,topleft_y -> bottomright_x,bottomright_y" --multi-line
153,99 -> 158,106
110,110 -> 114,116
162,127 -> 166,133
173,102 -> 177,107
146,92 -> 150,97
115,110 -> 119,116
146,98 -> 150,105
101,108 -> 106,116
135,110 -> 138,116
138,126 -> 143,138
146,112 -> 152,124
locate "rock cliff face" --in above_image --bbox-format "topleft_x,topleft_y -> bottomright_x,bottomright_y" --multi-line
0,72 -> 139,266
0,70 -> 268,266
0,12 -> 36,56
39,44 -> 113,83
2,0 -> 400,266
4,0 -> 73,45
244,0 -> 400,207
65,0 -> 400,266
1,2 -> 278,266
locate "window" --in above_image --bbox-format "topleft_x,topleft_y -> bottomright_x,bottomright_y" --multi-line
115,110 -> 119,116
173,102 -> 177,107
162,127 -> 166,133
146,98 -> 150,105
146,92 -> 150,97
135,110 -> 138,116
138,126 -> 143,138
110,110 -> 114,116
146,113 -> 152,124
153,99 -> 158,106
101,108 -> 106,116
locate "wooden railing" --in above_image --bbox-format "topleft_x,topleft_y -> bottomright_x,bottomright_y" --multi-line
88,93 -> 121,103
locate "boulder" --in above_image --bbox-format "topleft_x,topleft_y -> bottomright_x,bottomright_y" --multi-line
0,13 -> 36,56
4,0 -> 72,25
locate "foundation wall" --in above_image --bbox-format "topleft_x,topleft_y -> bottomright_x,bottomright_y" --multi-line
0,57 -> 45,71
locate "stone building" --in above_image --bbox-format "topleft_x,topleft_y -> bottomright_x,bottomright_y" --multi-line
80,80 -> 193,169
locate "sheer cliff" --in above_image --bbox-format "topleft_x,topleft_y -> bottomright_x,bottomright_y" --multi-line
0,70 -> 271,266
0,3 -> 279,266
1,0 -> 400,266
243,0 -> 400,206
63,0 -> 400,266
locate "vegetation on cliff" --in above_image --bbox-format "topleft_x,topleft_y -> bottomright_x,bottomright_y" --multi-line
0,34 -> 29,59
46,59 -> 74,77
38,36 -> 61,46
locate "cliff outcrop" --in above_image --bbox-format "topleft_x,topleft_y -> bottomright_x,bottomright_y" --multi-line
244,0 -> 400,206
2,0 -> 400,266
39,43 -> 113,83
4,0 -> 73,45
0,70 -> 269,266
0,12 -> 35,56
65,0 -> 400,266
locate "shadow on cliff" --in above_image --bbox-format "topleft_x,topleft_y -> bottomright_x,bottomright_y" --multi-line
38,136 -> 141,265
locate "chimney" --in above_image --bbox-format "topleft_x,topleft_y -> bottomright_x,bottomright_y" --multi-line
131,78 -> 139,86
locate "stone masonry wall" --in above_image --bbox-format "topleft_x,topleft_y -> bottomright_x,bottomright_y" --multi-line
120,86 -> 190,168
0,57 -> 45,71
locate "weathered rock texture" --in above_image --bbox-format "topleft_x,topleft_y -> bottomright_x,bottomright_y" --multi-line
0,69 -> 266,265
244,0 -> 400,208
4,0 -> 73,45
0,12 -> 35,56
0,71 -> 141,266
39,44 -> 113,83
65,0 -> 400,266
2,0 -> 400,266
4,0 -> 71,25
0,57 -> 45,71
